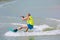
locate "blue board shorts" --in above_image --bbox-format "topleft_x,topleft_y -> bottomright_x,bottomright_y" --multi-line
27,24 -> 33,29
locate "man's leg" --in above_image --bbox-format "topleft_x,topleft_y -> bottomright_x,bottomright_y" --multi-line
26,27 -> 28,32
18,25 -> 28,32
18,27 -> 22,30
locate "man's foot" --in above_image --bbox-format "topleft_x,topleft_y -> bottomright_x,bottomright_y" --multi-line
13,29 -> 18,32
24,30 -> 28,32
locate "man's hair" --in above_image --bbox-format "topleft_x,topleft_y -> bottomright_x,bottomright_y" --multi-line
28,13 -> 31,16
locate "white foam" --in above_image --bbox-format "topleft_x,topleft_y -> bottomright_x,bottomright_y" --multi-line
11,23 -> 26,25
5,30 -> 60,36
0,1 -> 16,8
36,24 -> 51,31
5,23 -> 60,36
46,18 -> 60,22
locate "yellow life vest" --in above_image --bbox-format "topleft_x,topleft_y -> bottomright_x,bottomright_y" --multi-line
27,16 -> 34,25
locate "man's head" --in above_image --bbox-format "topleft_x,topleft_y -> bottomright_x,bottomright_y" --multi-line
27,13 -> 31,16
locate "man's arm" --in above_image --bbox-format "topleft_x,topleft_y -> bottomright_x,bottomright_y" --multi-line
21,16 -> 29,20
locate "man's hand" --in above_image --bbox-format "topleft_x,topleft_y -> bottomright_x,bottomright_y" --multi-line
21,16 -> 24,18
21,15 -> 28,20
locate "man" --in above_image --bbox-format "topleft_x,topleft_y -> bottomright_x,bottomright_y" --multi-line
13,13 -> 34,32
18,13 -> 34,32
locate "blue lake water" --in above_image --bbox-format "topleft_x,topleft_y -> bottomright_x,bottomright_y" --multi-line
0,0 -> 60,40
